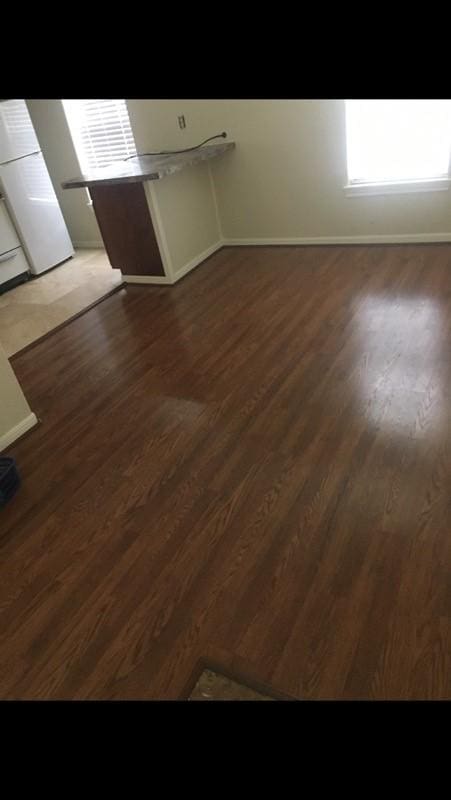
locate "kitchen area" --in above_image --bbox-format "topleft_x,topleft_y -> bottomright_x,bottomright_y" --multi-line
0,99 -> 121,357
0,97 -> 235,359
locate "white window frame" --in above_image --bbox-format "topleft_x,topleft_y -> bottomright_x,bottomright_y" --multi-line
343,100 -> 451,197
345,176 -> 450,197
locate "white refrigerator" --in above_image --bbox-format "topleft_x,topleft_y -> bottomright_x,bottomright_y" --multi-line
0,99 -> 74,276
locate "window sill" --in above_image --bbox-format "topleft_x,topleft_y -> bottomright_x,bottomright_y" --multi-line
344,178 -> 450,197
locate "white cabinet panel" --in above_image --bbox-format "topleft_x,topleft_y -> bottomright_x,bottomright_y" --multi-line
0,246 -> 29,285
0,198 -> 21,254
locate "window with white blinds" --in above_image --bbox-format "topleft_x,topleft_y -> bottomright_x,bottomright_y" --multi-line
62,99 -> 137,173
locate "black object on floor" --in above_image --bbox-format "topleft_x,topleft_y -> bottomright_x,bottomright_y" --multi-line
0,458 -> 21,507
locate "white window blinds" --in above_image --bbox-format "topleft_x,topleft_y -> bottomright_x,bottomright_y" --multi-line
62,99 -> 137,173
345,100 -> 451,185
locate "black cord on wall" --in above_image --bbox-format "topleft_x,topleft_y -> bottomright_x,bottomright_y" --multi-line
123,132 -> 228,161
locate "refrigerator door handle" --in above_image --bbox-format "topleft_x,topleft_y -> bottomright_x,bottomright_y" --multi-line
0,250 -> 17,263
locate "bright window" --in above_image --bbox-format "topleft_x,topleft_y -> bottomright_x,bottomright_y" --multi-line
345,100 -> 451,192
62,99 -> 137,173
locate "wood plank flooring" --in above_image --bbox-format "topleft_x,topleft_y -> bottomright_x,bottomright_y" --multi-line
1,244 -> 450,700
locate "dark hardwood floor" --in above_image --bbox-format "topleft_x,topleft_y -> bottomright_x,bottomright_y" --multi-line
1,244 -> 450,700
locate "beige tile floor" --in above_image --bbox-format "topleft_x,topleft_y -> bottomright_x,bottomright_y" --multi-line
0,249 -> 123,357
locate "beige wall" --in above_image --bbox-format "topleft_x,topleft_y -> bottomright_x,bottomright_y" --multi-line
26,100 -> 102,246
145,164 -> 220,276
0,345 -> 36,452
127,100 -> 221,275
23,99 -> 451,268
128,99 -> 451,241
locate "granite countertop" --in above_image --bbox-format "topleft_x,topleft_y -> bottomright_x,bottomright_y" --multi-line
62,141 -> 235,189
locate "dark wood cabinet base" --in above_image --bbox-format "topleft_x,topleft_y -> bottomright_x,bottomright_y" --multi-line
89,183 -> 165,277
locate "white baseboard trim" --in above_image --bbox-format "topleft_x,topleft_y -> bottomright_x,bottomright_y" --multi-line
72,241 -> 104,249
223,233 -> 451,246
172,240 -> 224,282
122,274 -> 173,285
122,240 -> 224,286
0,412 -> 38,453
98,233 -> 451,289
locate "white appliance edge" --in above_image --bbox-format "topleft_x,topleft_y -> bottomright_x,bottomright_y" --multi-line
0,99 -> 74,276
